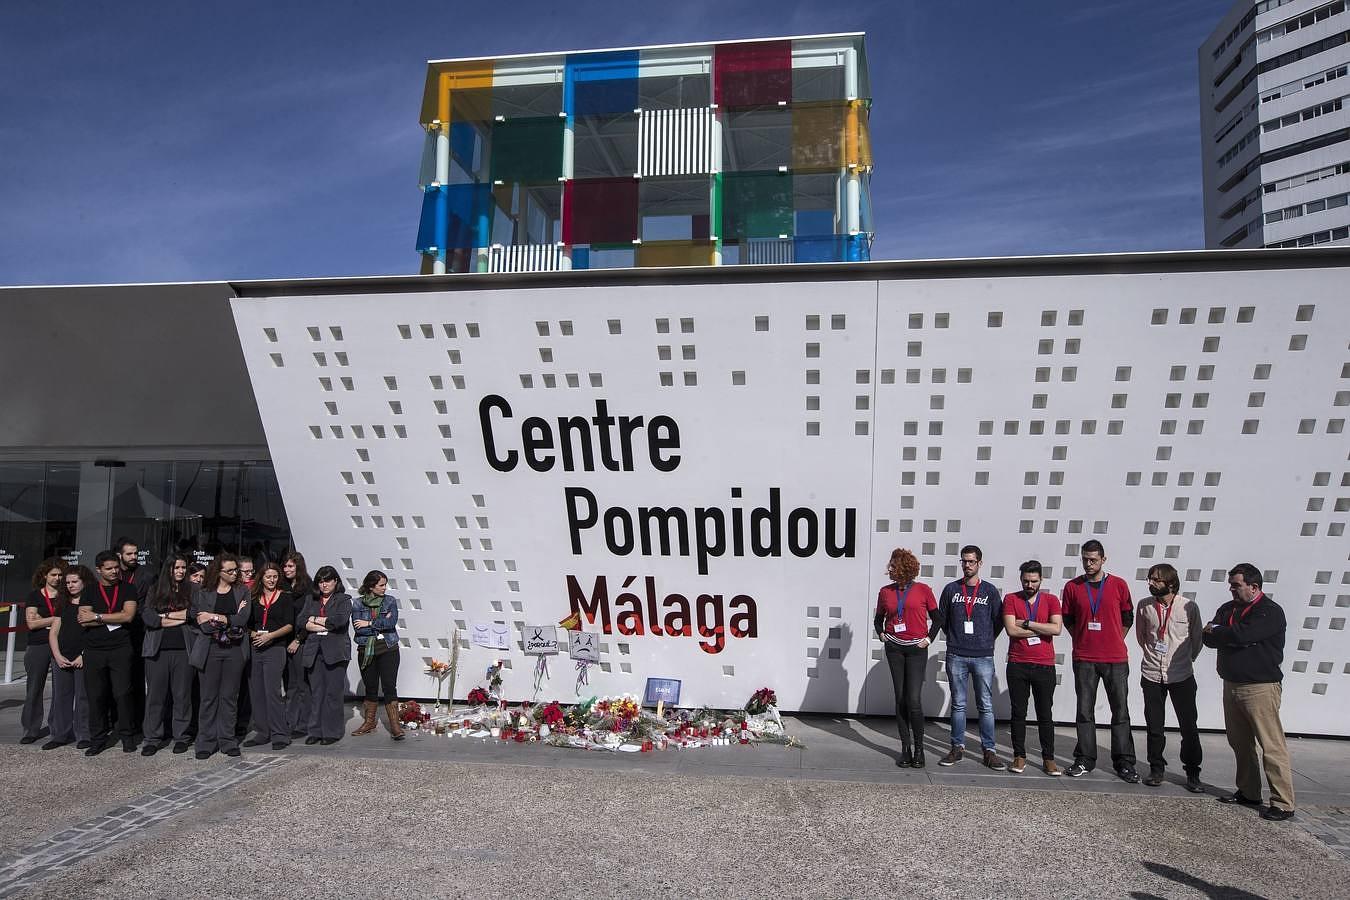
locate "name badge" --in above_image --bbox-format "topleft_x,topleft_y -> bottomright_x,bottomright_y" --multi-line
1153,642 -> 1168,654
106,623 -> 121,632
963,621 -> 974,635
1025,636 -> 1041,646
894,621 -> 907,633
1087,621 -> 1103,631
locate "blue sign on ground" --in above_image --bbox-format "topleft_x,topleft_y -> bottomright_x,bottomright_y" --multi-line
643,677 -> 681,707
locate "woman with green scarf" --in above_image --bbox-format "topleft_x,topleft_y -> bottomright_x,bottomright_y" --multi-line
351,570 -> 403,740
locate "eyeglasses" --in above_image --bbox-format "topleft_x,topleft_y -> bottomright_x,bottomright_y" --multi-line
221,567 -> 239,575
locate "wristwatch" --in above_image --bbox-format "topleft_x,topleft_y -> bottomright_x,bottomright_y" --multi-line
96,613 -> 104,624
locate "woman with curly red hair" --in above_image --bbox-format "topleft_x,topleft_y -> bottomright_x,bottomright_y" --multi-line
874,548 -> 943,767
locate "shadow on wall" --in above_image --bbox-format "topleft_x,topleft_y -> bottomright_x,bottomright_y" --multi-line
857,645 -> 1013,723
799,622 -> 852,713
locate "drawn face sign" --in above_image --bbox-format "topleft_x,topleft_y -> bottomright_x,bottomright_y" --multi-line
568,631 -> 599,662
523,624 -> 559,656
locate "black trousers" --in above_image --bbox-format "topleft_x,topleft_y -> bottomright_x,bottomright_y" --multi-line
1141,676 -> 1202,776
22,641 -> 53,739
84,642 -> 136,746
197,643 -> 246,754
883,642 -> 927,748
250,643 -> 290,743
360,644 -> 400,703
307,655 -> 348,740
143,649 -> 192,744
286,647 -> 311,736
1072,660 -> 1136,770
1007,661 -> 1057,759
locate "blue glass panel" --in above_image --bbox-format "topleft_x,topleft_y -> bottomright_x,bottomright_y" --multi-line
565,50 -> 639,117
571,247 -> 591,270
445,183 -> 495,250
796,209 -> 835,237
450,122 -> 478,170
846,232 -> 870,262
415,186 -> 447,256
793,235 -> 844,263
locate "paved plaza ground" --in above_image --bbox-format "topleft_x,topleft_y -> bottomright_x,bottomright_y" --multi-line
1,684 -> 1347,898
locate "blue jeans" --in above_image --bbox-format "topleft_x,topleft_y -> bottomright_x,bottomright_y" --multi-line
947,653 -> 995,751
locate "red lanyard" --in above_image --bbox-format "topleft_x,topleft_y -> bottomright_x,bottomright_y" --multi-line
260,590 -> 279,629
41,589 -> 57,617
1157,599 -> 1175,636
1229,593 -> 1262,626
961,581 -> 980,620
98,584 -> 119,614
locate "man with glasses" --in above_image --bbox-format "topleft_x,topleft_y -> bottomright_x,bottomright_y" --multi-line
937,545 -> 1005,770
1061,540 -> 1139,783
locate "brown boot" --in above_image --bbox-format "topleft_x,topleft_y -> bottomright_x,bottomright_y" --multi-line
384,702 -> 405,741
352,700 -> 378,736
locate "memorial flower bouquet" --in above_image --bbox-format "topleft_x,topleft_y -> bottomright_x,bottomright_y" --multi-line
744,687 -> 777,715
466,686 -> 491,706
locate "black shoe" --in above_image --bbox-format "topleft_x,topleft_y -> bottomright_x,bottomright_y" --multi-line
41,740 -> 70,751
911,749 -> 926,769
304,736 -> 322,745
291,729 -> 307,739
1143,770 -> 1164,787
122,740 -> 139,753
1260,806 -> 1295,821
172,741 -> 191,754
271,741 -> 290,750
195,750 -> 213,760
1116,767 -> 1141,784
1185,775 -> 1204,794
19,735 -> 38,745
1065,762 -> 1090,778
141,743 -> 161,757
897,749 -> 913,767
319,737 -> 338,745
84,742 -> 107,757
223,747 -> 241,757
243,736 -> 270,747
76,740 -> 92,750
1218,792 -> 1262,807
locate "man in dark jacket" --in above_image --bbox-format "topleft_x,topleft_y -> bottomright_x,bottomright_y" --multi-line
1202,562 -> 1295,821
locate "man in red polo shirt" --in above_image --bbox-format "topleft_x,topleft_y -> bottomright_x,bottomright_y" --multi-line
1061,540 -> 1139,783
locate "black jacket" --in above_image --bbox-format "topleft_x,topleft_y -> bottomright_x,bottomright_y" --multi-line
1202,595 -> 1285,683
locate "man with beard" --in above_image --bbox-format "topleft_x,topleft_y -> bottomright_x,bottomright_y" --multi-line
1136,563 -> 1204,791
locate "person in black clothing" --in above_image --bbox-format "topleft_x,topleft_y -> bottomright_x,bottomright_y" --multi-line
141,554 -> 194,755
300,565 -> 353,745
189,553 -> 251,759
20,558 -> 65,744
243,562 -> 295,750
1202,563 -> 1296,821
79,551 -> 140,755
46,566 -> 94,750
282,551 -> 314,737
115,537 -> 150,739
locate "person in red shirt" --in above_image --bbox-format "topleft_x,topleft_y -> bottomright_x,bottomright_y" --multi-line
1061,540 -> 1139,782
1002,560 -> 1063,776
873,548 -> 943,768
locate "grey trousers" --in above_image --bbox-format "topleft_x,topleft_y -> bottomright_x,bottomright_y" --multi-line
307,656 -> 348,741
196,643 -> 246,754
286,647 -> 311,736
143,649 -> 192,744
22,642 -> 53,738
250,644 -> 289,743
49,663 -> 89,744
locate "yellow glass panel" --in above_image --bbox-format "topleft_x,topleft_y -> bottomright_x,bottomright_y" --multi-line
790,102 -> 846,171
636,239 -> 716,268
847,100 -> 873,169
420,62 -> 495,126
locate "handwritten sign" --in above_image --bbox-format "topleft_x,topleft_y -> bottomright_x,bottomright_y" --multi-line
643,678 -> 682,707
568,631 -> 599,662
523,624 -> 559,655
471,621 -> 511,650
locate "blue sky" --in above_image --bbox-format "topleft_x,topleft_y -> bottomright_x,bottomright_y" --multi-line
0,0 -> 1231,284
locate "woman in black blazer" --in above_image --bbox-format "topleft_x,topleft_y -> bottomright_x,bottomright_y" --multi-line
141,554 -> 194,755
299,565 -> 352,745
189,553 -> 251,759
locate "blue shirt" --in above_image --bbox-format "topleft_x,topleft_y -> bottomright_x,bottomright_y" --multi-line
352,594 -> 400,648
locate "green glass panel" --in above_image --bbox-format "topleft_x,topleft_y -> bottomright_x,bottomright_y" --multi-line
721,172 -> 793,239
490,117 -> 564,184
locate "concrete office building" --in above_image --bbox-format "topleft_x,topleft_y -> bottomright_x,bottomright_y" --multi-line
1200,0 -> 1350,248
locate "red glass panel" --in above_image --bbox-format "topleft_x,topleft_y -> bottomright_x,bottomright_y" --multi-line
714,40 -> 791,109
563,177 -> 639,245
